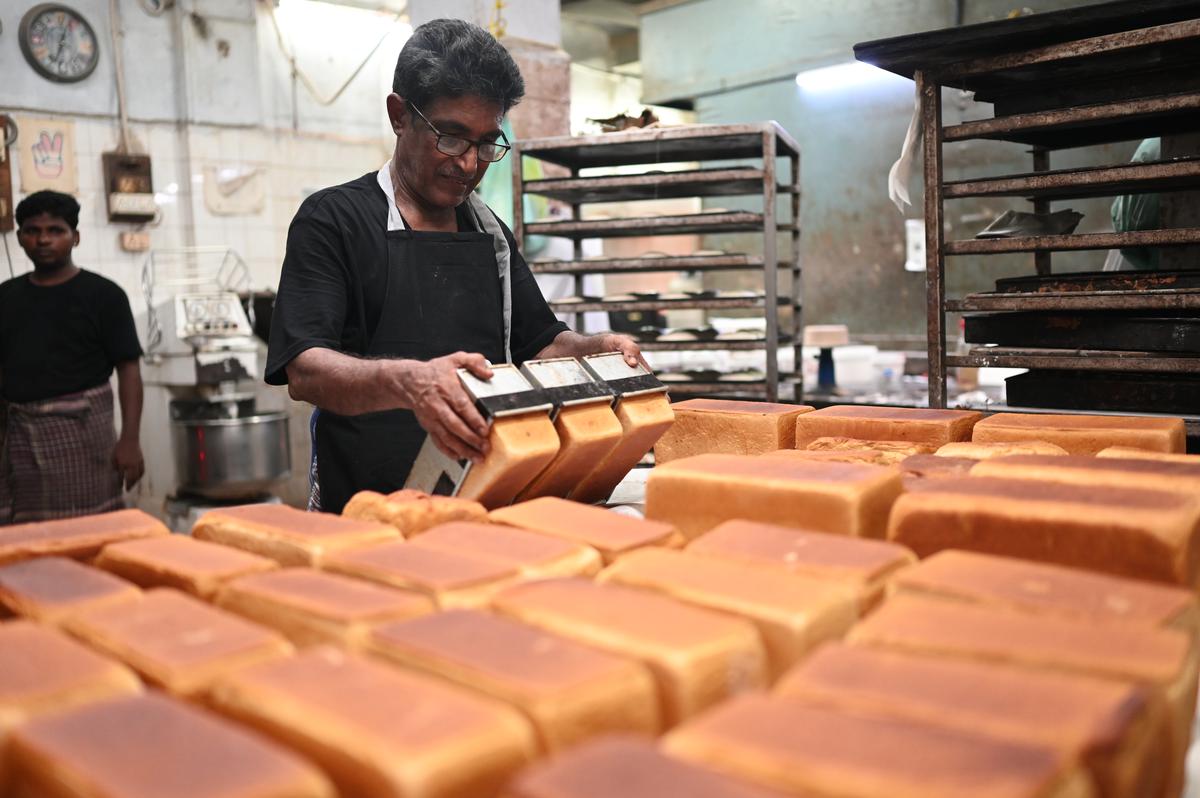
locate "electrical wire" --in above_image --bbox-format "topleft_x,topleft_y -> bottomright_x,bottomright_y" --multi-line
2,233 -> 15,279
108,0 -> 133,154
264,0 -> 406,108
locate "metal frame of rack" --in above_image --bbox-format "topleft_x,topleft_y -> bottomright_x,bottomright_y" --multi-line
857,8 -> 1200,410
512,123 -> 802,402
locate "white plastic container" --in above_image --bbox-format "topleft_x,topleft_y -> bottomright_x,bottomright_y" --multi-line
832,345 -> 879,391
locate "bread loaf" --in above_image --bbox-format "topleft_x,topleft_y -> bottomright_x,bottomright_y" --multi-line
598,548 -> 857,679
322,539 -> 520,609
686,520 -> 915,612
776,643 -> 1165,798
1098,447 -> 1200,464
368,609 -> 659,751
898,454 -> 976,488
491,578 -> 767,727
804,437 -> 935,464
890,550 -> 1198,635
95,535 -> 278,599
645,454 -> 903,540
937,440 -> 1069,459
8,692 -> 334,798
216,567 -> 434,648
849,594 -> 1197,795
517,403 -> 624,500
503,736 -> 791,798
0,621 -> 141,733
972,412 -> 1185,455
971,454 -> 1200,497
570,393 -> 675,504
0,509 -> 168,565
794,405 -> 981,449
63,587 -> 292,698
654,399 -> 813,464
763,448 -> 893,465
458,413 -> 562,509
0,557 -> 140,625
664,693 -> 1090,798
342,489 -> 487,536
411,521 -> 602,579
209,646 -> 536,798
192,503 -> 398,567
491,497 -> 678,564
887,477 -> 1200,587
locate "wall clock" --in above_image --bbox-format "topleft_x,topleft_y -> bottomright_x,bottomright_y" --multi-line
19,4 -> 99,83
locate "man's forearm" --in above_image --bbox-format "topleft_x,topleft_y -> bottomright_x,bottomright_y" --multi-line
536,330 -> 606,360
286,347 -> 413,415
115,361 -> 143,442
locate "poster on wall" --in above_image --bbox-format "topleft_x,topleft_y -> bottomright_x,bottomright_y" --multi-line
15,116 -> 79,195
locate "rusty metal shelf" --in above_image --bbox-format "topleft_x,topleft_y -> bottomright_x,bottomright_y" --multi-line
947,347 -> 1200,373
548,295 -> 791,313
526,211 -> 794,240
947,288 -> 1200,312
530,254 -> 789,275
638,337 -> 792,352
523,168 -> 792,204
514,122 -> 800,170
945,227 -> 1200,255
943,157 -> 1200,200
943,92 -> 1200,150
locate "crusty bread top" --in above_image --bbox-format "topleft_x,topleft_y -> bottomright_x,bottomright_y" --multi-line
0,620 -> 139,705
976,412 -> 1184,432
325,541 -> 517,590
936,441 -> 1069,458
687,520 -> 914,579
672,399 -> 813,417
196,504 -> 395,541
491,498 -> 676,551
656,453 -> 898,487
0,557 -> 139,613
804,405 -> 983,422
903,475 -> 1192,511
972,454 -> 1200,481
413,522 -> 595,567
220,568 -> 433,621
849,594 -> 1189,684
0,509 -> 168,563
899,454 -> 975,479
891,550 -> 1195,626
98,536 -> 277,579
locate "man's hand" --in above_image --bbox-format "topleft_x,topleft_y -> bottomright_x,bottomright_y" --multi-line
112,436 -> 144,490
394,351 -> 494,462
535,330 -> 649,370
591,332 -> 647,369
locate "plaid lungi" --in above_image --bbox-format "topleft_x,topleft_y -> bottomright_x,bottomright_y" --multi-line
1,382 -> 124,524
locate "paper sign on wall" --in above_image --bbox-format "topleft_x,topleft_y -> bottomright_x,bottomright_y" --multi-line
15,116 -> 79,195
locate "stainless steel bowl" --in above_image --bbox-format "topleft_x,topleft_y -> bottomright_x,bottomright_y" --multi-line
171,411 -> 291,499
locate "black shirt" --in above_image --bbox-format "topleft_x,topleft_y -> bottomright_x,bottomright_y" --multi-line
265,172 -> 567,385
0,269 -> 142,403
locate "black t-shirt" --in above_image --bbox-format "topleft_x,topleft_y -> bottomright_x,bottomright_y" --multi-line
265,172 -> 568,385
0,269 -> 143,403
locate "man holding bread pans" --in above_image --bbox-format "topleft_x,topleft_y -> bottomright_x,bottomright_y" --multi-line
265,18 -> 640,514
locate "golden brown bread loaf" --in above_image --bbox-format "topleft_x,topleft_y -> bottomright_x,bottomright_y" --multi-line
517,403 -> 625,500
0,509 -> 168,565
0,621 -> 142,733
598,548 -> 858,679
971,412 -> 1186,455
763,448 -> 893,465
937,440 -> 1069,459
8,692 -> 334,798
368,609 -> 660,751
0,557 -> 140,625
208,645 -> 536,798
502,736 -> 792,798
1097,447 -> 1200,464
458,413 -> 562,509
776,643 -> 1165,798
849,594 -> 1197,795
570,393 -> 675,504
654,399 -> 814,463
63,587 -> 293,698
803,437 -> 935,464
686,520 -> 915,612
411,521 -> 603,578
321,539 -> 520,608
664,693 -> 1091,798
794,405 -> 982,449
886,477 -> 1200,587
898,454 -> 976,488
970,454 -> 1200,497
215,567 -> 435,648
341,489 -> 488,536
890,550 -> 1198,635
645,454 -> 903,540
192,503 -> 398,567
490,497 -> 679,564
491,578 -> 767,727
95,535 -> 278,599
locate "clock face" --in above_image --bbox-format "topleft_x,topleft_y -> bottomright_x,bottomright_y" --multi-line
19,4 -> 99,83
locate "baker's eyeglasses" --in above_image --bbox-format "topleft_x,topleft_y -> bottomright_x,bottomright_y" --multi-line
409,102 -> 511,163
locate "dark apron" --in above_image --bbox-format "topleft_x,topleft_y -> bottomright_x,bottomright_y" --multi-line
314,227 -> 506,514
